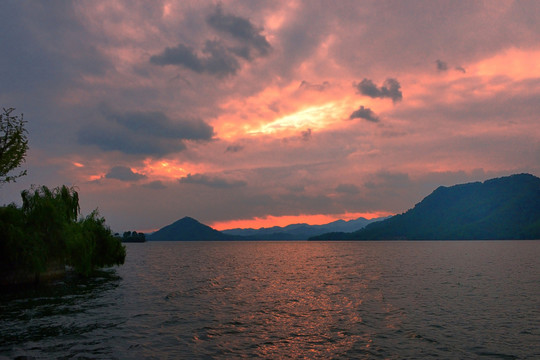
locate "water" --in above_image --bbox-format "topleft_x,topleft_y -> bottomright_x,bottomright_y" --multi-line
1,241 -> 539,359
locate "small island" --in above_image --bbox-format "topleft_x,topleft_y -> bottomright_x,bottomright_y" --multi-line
120,231 -> 147,243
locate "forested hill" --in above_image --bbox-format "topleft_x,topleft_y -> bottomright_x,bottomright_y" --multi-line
310,173 -> 540,240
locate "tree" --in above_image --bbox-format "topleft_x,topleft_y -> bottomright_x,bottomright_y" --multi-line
0,108 -> 29,183
1,185 -> 126,279
122,230 -> 146,242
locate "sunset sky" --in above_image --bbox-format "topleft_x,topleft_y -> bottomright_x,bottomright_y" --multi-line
1,1 -> 539,232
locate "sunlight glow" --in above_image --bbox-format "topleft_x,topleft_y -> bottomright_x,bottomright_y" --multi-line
140,158 -> 212,181
211,212 -> 394,231
88,174 -> 104,181
248,100 -> 351,135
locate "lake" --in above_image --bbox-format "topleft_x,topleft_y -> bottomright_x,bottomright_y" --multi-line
1,241 -> 539,359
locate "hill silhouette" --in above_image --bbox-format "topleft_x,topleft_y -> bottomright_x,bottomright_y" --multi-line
148,217 -> 236,241
148,216 -> 388,241
310,173 -> 540,240
222,217 -> 388,240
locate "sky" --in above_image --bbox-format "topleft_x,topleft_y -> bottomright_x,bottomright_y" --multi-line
1,0 -> 539,232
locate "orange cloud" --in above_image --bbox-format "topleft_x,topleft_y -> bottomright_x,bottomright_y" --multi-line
473,47 -> 540,80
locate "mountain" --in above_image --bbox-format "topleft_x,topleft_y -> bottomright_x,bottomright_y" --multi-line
148,217 -> 237,241
147,216 -> 389,241
222,217 -> 388,240
310,173 -> 540,240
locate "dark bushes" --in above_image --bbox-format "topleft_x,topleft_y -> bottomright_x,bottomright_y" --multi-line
0,185 -> 125,280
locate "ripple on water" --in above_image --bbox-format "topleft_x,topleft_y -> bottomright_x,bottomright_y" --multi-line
1,241 -> 540,359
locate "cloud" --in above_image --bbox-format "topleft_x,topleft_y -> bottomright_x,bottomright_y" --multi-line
335,183 -> 360,194
301,128 -> 312,141
349,106 -> 380,122
150,5 -> 270,77
78,109 -> 214,157
436,59 -> 449,71
3,1 -> 540,232
226,144 -> 244,153
106,166 -> 147,181
354,78 -> 403,103
150,43 -> 204,71
179,173 -> 247,188
108,110 -> 214,140
299,80 -> 330,92
142,180 -> 167,190
437,60 -> 467,73
206,5 -> 271,58
150,40 -> 240,77
365,171 -> 411,190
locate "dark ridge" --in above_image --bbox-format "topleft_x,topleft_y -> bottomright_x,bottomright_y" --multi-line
310,173 -> 540,240
148,216 -> 237,241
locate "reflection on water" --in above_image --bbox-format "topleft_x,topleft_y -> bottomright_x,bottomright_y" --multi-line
1,241 -> 539,359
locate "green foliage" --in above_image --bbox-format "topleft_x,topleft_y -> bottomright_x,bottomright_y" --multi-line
0,204 -> 46,274
21,185 -> 80,260
79,211 -> 126,272
0,108 -> 29,184
0,185 -> 125,279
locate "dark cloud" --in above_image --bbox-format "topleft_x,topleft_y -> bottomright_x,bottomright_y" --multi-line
354,78 -> 402,103
150,43 -> 204,71
78,109 -> 214,156
142,180 -> 167,190
437,60 -> 467,73
206,5 -> 271,58
335,184 -> 360,194
301,128 -> 312,141
150,5 -> 270,77
106,166 -> 147,182
226,144 -> 244,153
79,128 -> 187,155
299,80 -> 330,91
436,59 -> 448,71
179,173 -> 247,188
349,106 -> 380,122
201,40 -> 242,75
150,40 -> 240,77
109,110 -> 214,140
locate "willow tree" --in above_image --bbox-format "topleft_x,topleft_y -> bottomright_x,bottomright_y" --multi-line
1,185 -> 126,278
0,107 -> 29,184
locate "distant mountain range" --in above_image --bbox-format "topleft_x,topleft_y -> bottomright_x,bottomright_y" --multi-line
310,173 -> 540,240
148,216 -> 387,241
221,217 -> 389,240
147,173 -> 540,241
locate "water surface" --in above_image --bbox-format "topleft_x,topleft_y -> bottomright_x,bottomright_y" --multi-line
1,241 -> 539,359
